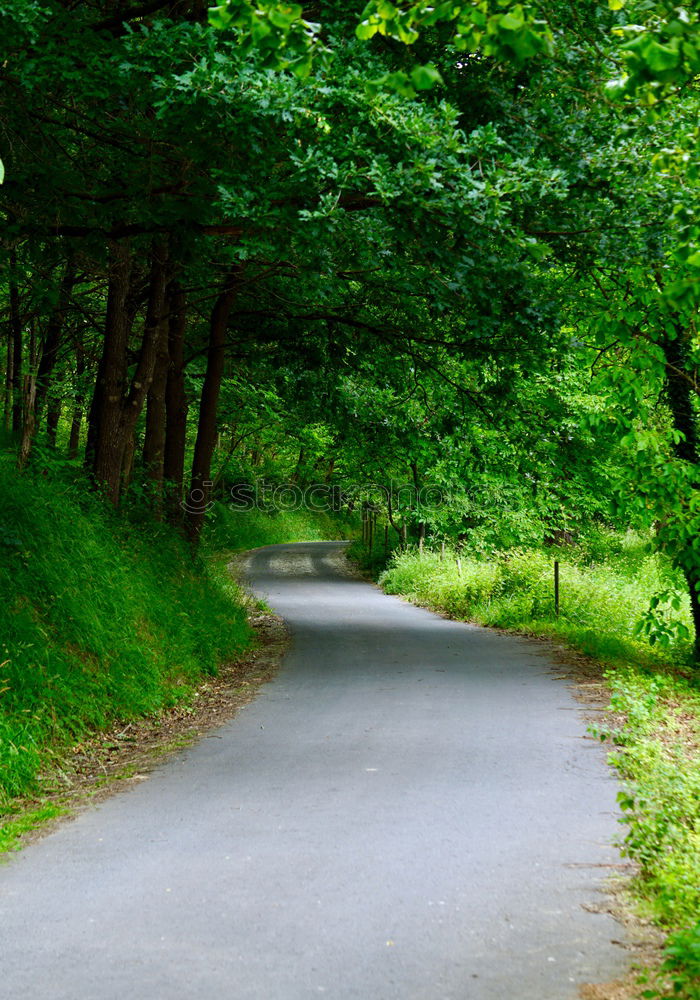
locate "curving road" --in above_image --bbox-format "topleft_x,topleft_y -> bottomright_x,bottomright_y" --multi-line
0,541 -> 627,999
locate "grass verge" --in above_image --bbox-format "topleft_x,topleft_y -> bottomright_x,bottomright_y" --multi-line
0,459 -> 251,809
0,802 -> 69,854
1,448 -> 351,832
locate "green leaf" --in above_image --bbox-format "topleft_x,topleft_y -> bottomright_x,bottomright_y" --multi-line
376,0 -> 397,19
289,53 -> 313,78
269,8 -> 297,29
356,19 -> 379,40
208,4 -> 234,30
410,63 -> 443,91
608,0 -> 625,9
0,158 -> 4,186
395,22 -> 419,44
383,70 -> 416,97
644,41 -> 681,74
499,8 -> 525,32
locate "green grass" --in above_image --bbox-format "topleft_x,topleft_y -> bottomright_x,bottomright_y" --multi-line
379,532 -> 693,665
0,451 -> 352,813
0,457 -> 253,808
377,531 -> 700,999
202,501 -> 354,553
601,669 -> 700,1000
0,802 -> 69,855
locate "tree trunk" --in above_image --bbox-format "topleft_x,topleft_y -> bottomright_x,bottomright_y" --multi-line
92,240 -> 133,503
164,282 -> 188,523
121,428 -> 136,495
662,317 -> 700,659
184,267 -> 240,544
93,239 -> 168,505
16,322 -> 38,470
142,275 -> 172,508
68,345 -> 86,459
34,259 -> 76,421
410,459 -> 425,545
84,350 -> 104,470
16,377 -> 36,471
4,317 -> 14,431
68,408 -> 82,458
291,447 -> 305,484
10,252 -> 23,433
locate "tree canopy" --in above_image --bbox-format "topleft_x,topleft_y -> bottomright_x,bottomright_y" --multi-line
2,0 -> 700,654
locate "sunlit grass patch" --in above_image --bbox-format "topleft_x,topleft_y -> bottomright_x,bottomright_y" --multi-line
0,802 -> 69,856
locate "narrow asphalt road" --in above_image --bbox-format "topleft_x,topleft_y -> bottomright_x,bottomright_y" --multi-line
0,541 -> 627,999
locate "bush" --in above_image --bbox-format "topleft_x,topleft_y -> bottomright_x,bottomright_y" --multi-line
379,538 -> 692,663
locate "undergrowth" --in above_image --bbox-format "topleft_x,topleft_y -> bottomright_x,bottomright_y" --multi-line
377,531 -> 700,999
379,533 -> 691,664
599,671 -> 700,1000
203,501 -> 352,553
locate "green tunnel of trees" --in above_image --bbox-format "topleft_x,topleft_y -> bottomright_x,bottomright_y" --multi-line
3,1 -> 700,655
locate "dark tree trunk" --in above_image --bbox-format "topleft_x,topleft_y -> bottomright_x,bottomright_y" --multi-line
16,378 -> 36,470
662,317 -> 700,660
68,345 -> 86,460
4,316 -> 14,431
664,324 -> 697,464
291,447 -> 305,484
85,350 -> 104,470
92,241 -> 133,503
68,407 -> 82,459
184,267 -> 240,544
410,460 -> 425,545
164,282 -> 188,523
34,259 -> 76,421
17,322 -> 38,470
122,428 -> 136,495
93,240 -> 168,505
142,274 -> 172,508
10,252 -> 23,433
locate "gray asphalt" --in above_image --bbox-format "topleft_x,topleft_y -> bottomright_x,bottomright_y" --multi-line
0,541 -> 628,999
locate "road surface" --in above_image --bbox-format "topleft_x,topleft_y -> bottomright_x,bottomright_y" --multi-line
0,541 -> 627,999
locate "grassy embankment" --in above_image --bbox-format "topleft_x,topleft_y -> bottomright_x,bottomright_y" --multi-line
357,531 -> 700,1000
0,447 -> 349,847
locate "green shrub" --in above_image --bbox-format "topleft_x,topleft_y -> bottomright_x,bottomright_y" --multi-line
379,539 -> 692,663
